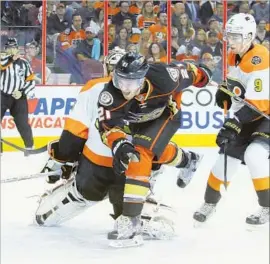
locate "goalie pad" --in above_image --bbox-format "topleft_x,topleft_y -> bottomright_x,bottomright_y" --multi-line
141,195 -> 177,240
35,177 -> 97,226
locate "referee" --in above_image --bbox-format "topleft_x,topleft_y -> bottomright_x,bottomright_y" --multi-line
1,38 -> 36,152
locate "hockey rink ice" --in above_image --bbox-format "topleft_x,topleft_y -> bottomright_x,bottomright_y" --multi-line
1,148 -> 269,264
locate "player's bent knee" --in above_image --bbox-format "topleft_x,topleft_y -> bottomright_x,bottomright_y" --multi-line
244,140 -> 269,165
35,178 -> 97,227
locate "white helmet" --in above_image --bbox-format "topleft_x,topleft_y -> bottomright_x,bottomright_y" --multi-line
225,13 -> 257,42
104,47 -> 126,76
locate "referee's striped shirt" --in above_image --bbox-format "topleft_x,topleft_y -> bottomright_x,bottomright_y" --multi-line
1,55 -> 35,98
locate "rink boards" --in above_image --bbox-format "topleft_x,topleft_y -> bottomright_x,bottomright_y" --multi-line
1,84 -> 229,151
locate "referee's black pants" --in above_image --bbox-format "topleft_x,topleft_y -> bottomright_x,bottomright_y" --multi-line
1,92 -> 33,148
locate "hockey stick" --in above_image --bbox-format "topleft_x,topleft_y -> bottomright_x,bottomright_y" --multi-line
1,138 -> 47,155
218,86 -> 270,120
223,101 -> 228,191
223,140 -> 228,190
1,169 -> 61,183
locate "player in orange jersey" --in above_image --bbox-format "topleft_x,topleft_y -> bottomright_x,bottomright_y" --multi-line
193,13 -> 270,230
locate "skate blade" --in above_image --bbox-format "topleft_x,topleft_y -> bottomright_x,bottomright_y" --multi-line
109,235 -> 143,248
246,222 -> 269,232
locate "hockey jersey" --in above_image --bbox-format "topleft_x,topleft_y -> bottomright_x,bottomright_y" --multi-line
58,77 -> 114,167
227,44 -> 269,122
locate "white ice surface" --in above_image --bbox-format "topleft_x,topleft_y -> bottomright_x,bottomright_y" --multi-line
1,148 -> 269,264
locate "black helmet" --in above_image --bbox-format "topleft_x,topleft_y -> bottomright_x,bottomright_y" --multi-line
5,38 -> 18,49
114,52 -> 149,79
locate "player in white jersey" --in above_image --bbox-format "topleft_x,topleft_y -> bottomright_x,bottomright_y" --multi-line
193,13 -> 269,229
35,48 -> 202,247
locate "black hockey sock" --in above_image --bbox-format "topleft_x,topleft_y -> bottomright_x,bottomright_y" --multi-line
204,184 -> 221,204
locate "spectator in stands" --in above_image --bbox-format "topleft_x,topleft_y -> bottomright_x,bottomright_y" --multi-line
137,1 -> 157,30
192,29 -> 207,52
129,1 -> 143,19
73,26 -> 103,61
201,31 -> 222,59
76,0 -> 95,26
176,13 -> 194,41
47,3 -> 70,35
179,28 -> 196,47
201,52 -> 222,84
122,17 -> 141,44
108,24 -> 116,46
94,1 -> 104,10
154,1 -> 167,14
58,14 -> 86,50
109,27 -> 131,51
138,28 -> 152,56
199,0 -> 215,25
185,0 -> 200,23
86,8 -> 104,33
161,26 -> 181,59
108,0 -> 120,24
207,17 -> 223,40
210,2 -> 223,23
172,2 -> 186,29
112,1 -> 136,29
175,42 -> 200,62
255,20 -> 270,44
24,41 -> 51,84
147,42 -> 167,63
238,2 -> 251,14
252,0 -> 269,23
149,11 -> 167,43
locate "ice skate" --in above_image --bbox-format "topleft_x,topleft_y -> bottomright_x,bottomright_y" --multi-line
193,202 -> 217,227
109,215 -> 143,248
177,151 -> 203,188
246,206 -> 269,231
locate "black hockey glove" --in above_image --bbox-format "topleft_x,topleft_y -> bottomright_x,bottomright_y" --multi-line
216,118 -> 242,147
215,81 -> 232,109
192,63 -> 212,88
112,138 -> 140,176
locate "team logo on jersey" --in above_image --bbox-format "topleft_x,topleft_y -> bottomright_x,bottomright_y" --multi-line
99,91 -> 113,106
166,68 -> 179,82
251,56 -> 261,65
233,86 -> 242,96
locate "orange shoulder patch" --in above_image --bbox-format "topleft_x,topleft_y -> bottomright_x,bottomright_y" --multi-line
80,76 -> 111,93
239,44 -> 269,73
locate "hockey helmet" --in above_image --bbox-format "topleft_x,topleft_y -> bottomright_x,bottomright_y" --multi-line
113,52 -> 149,100
225,13 -> 257,43
114,52 -> 149,80
5,38 -> 18,49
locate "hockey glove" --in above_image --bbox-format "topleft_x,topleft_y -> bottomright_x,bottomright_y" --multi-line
216,118 -> 242,147
112,138 -> 140,176
191,63 -> 212,88
215,81 -> 232,109
41,158 -> 77,184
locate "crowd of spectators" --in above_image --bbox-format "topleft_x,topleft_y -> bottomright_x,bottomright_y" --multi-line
1,0 -> 269,85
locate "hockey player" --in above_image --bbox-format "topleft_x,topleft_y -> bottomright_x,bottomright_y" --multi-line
193,13 -> 269,229
35,48 -> 183,246
96,52 -> 212,245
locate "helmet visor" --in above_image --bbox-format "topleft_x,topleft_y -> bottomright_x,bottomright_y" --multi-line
113,74 -> 144,100
224,32 -> 243,44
